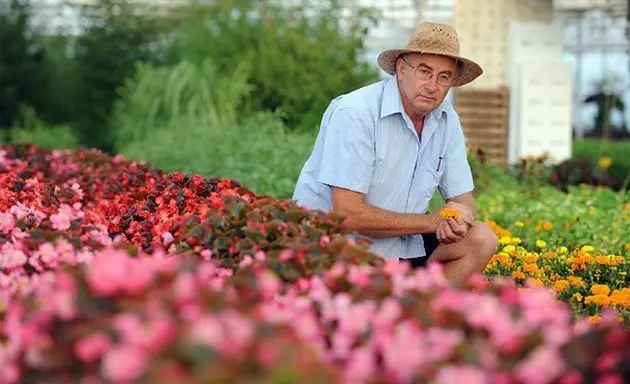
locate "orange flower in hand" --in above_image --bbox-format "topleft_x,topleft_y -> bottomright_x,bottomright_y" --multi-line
439,207 -> 460,220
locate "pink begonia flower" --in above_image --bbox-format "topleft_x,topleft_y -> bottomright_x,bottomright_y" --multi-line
1,247 -> 27,269
38,242 -> 59,269
200,248 -> 212,260
172,272 -> 197,306
423,328 -> 465,362
161,231 -> 174,246
0,362 -> 19,384
86,248 -> 131,296
221,310 -> 255,356
189,315 -> 222,348
50,204 -> 73,231
373,298 -> 402,330
101,345 -> 148,382
291,312 -> 321,341
347,265 -> 372,288
257,269 -> 282,299
515,345 -> 566,384
0,212 -> 14,234
238,255 -> 254,268
142,316 -> 177,354
254,250 -> 266,261
434,364 -> 488,384
112,313 -> 144,347
52,272 -> 78,320
74,332 -> 111,363
278,249 -> 293,261
342,346 -> 375,384
121,260 -> 154,296
380,320 -> 425,383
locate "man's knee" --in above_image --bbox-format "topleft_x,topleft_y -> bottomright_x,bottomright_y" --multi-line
469,221 -> 499,256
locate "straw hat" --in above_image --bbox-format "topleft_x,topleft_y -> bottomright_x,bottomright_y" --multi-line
377,21 -> 483,87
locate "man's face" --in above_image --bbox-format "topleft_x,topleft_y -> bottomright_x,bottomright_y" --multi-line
396,53 -> 457,116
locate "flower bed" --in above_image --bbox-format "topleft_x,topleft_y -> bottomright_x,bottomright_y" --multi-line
1,143 -> 629,383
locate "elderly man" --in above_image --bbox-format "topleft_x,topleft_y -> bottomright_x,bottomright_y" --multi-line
292,21 -> 498,285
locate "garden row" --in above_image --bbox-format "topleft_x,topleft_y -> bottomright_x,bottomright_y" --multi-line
0,143 -> 628,383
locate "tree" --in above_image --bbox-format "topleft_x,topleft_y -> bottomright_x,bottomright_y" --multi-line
0,0 -> 49,129
583,76 -> 627,138
70,0 -> 167,152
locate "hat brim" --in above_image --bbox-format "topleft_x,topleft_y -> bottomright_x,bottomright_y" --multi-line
377,48 -> 483,87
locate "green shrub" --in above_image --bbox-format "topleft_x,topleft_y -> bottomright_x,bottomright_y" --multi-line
572,138 -> 630,190
164,0 -> 381,133
7,107 -> 79,150
111,58 -> 252,148
119,112 -> 314,199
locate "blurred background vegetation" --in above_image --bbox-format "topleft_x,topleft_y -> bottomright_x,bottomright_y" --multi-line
1,0 -> 629,201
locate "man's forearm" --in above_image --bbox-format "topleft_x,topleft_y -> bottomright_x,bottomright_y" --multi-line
334,203 -> 439,238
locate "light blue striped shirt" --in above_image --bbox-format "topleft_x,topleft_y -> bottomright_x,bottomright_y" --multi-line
292,75 -> 474,260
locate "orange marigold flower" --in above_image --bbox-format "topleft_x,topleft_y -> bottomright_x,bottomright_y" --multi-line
591,284 -> 611,296
525,253 -> 539,264
523,263 -> 539,274
572,293 -> 583,302
554,280 -> 570,293
595,256 -> 610,265
439,208 -> 459,220
610,288 -> 630,309
587,315 -> 602,325
567,276 -> 586,288
543,221 -> 553,231
512,270 -> 526,280
585,294 -> 611,307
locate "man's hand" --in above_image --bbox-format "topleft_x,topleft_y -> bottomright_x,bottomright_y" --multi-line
442,201 -> 475,227
436,216 -> 468,244
435,201 -> 475,244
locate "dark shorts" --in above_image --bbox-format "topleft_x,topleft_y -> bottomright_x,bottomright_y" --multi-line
401,232 -> 439,269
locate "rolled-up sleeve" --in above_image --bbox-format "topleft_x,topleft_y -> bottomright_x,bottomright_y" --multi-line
438,117 -> 474,200
317,107 -> 375,194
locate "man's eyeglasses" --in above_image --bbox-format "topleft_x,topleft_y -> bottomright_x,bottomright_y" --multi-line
400,56 -> 455,87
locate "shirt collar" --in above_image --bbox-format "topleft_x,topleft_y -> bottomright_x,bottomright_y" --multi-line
380,75 -> 448,121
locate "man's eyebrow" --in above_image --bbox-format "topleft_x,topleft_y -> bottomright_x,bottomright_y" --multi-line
416,62 -> 454,75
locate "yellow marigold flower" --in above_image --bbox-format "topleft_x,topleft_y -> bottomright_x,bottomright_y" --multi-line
587,315 -> 602,325
572,293 -> 583,302
585,294 -> 611,307
559,246 -> 568,254
515,220 -> 525,227
625,243 -> 630,251
499,236 -> 512,246
512,237 -> 522,244
581,245 -> 595,253
590,284 -> 611,296
535,240 -> 547,249
598,156 -> 612,170
543,221 -> 553,231
554,280 -> 570,293
567,276 -> 586,288
503,245 -> 516,253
